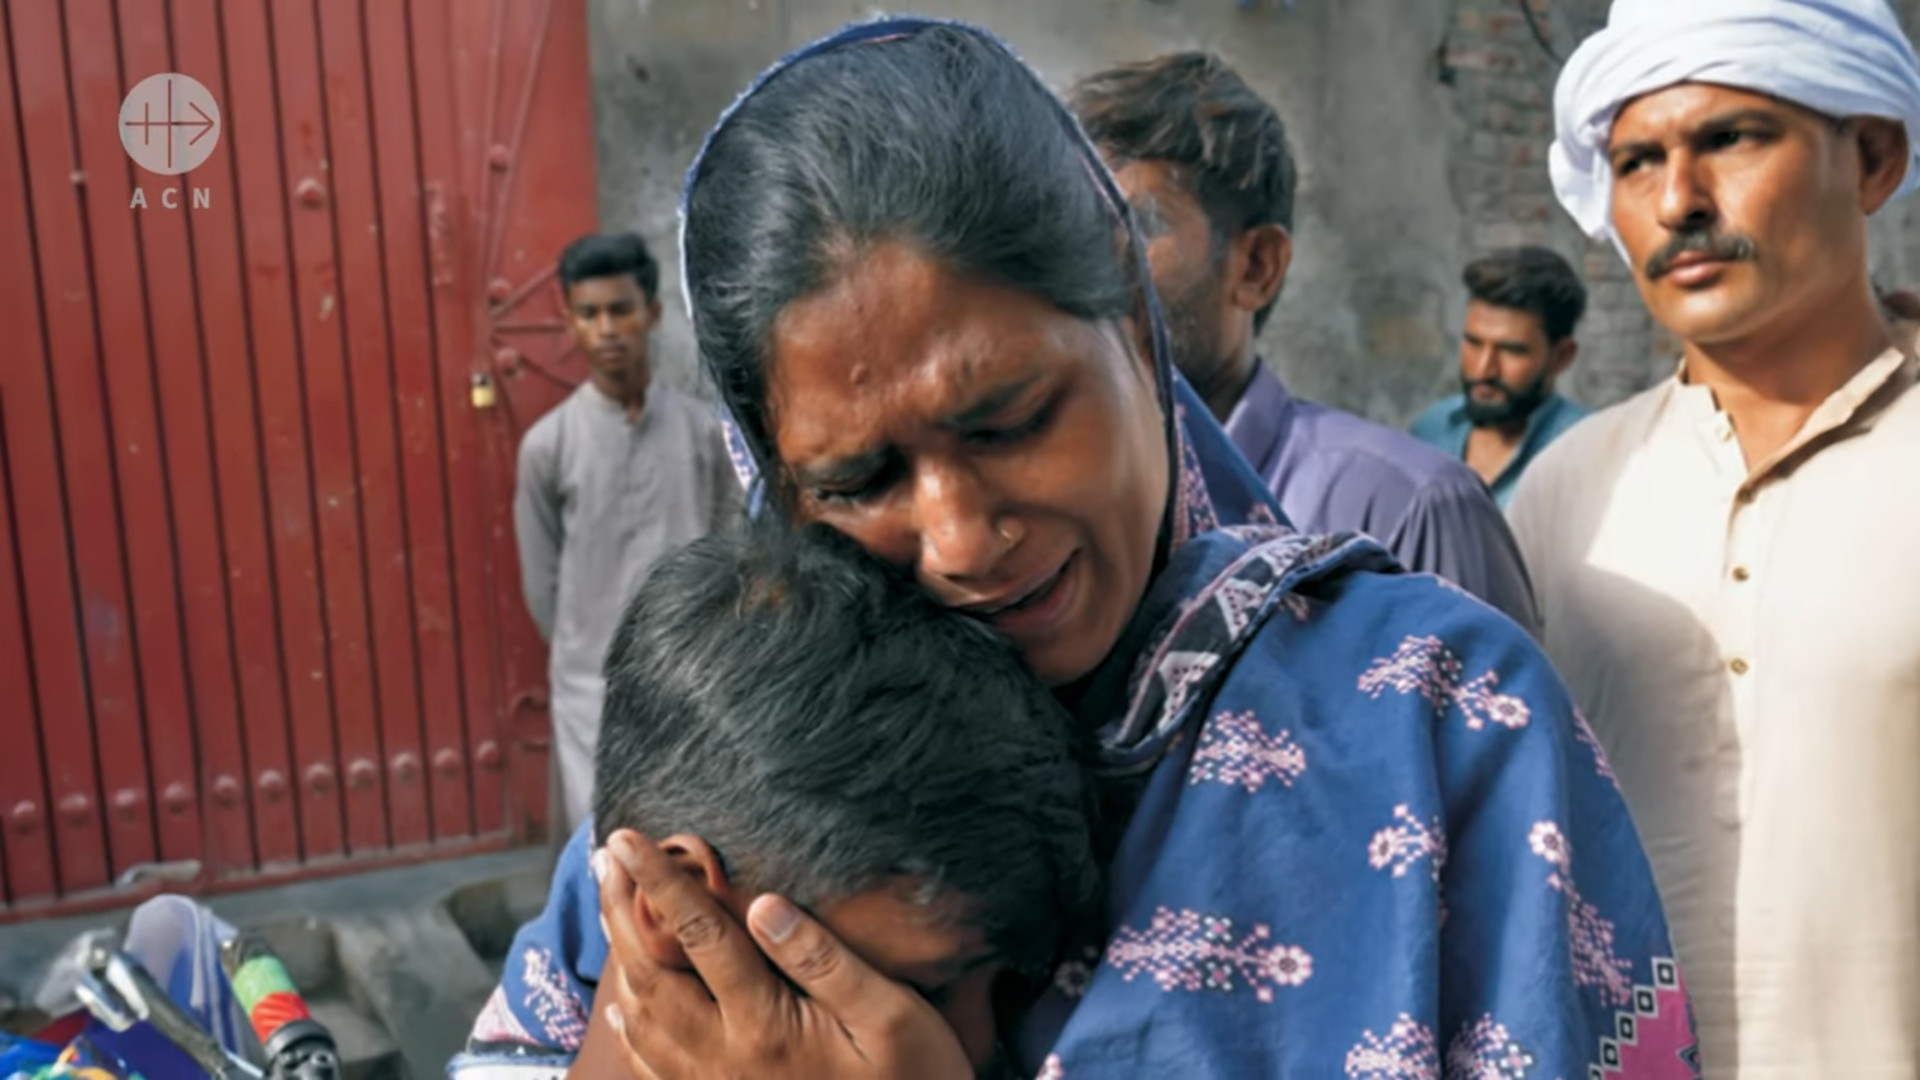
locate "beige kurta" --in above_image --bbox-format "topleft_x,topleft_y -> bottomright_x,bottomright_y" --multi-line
1508,338 -> 1920,1079
514,383 -> 743,833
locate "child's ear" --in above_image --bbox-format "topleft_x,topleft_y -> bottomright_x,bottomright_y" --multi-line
628,834 -> 736,970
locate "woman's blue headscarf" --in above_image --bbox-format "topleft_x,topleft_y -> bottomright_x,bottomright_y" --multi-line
455,19 -> 1699,1080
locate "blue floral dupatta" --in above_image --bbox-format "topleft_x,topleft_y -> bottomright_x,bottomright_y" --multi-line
1010,433 -> 1699,1076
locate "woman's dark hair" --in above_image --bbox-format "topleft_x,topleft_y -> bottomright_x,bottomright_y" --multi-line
682,26 -> 1140,483
594,520 -> 1102,975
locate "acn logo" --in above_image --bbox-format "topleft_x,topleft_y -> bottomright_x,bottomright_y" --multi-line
119,72 -> 221,177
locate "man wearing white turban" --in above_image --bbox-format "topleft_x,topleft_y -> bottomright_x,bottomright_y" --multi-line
1510,1 -> 1920,1076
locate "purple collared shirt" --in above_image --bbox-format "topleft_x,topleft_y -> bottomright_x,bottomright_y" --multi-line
1225,362 -> 1540,635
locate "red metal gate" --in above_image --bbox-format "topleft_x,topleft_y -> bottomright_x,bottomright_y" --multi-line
0,0 -> 593,918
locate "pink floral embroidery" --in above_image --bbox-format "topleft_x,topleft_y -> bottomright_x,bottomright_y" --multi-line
1445,1015 -> 1535,1079
1215,523 -> 1287,545
1359,636 -> 1531,732
1528,821 -> 1570,871
1214,577 -> 1270,636
1037,1054 -> 1065,1080
1106,907 -> 1312,1003
1571,708 -> 1618,784
1368,804 -> 1447,881
1529,822 -> 1634,1007
1172,406 -> 1220,548
1155,651 -> 1220,724
1190,710 -> 1307,793
521,946 -> 590,1050
1051,945 -> 1101,1000
470,985 -> 534,1045
1216,527 -> 1328,570
1345,1014 -> 1439,1078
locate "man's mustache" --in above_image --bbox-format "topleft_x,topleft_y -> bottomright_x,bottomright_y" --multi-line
1645,229 -> 1758,280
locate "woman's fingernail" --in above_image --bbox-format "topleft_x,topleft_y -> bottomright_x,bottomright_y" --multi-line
604,1004 -> 626,1037
754,896 -> 801,944
591,848 -> 609,885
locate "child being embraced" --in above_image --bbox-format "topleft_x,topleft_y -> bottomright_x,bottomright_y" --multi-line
453,522 -> 1102,1080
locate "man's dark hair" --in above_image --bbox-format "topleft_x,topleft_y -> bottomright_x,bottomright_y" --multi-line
558,232 -> 659,301
681,26 -> 1138,481
593,521 -> 1101,975
1463,246 -> 1587,343
1070,52 -> 1296,331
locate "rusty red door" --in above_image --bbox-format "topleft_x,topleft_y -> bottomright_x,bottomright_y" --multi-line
0,0 -> 594,918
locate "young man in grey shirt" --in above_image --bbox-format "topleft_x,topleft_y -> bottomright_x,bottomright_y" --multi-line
514,233 -> 742,831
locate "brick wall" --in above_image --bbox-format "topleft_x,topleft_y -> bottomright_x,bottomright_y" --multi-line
1443,0 -> 1920,409
1444,0 -> 1670,407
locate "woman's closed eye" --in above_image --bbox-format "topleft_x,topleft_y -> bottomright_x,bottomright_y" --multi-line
805,455 -> 905,506
963,397 -> 1057,447
810,474 -> 887,506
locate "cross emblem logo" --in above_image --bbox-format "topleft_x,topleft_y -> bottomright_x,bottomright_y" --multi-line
119,73 -> 221,176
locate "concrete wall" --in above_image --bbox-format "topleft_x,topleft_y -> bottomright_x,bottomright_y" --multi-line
586,0 -> 1920,427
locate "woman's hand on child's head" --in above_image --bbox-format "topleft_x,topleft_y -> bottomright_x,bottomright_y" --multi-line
594,828 -> 974,1080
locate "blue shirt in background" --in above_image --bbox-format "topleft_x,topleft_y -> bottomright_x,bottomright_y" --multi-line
1224,362 -> 1539,636
1410,392 -> 1591,509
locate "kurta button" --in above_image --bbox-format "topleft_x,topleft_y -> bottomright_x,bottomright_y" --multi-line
1729,657 -> 1751,676
1731,565 -> 1751,582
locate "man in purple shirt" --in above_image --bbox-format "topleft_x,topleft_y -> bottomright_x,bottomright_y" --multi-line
1070,53 -> 1539,634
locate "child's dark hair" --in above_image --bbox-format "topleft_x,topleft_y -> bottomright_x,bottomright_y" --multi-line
558,231 -> 659,301
593,521 -> 1100,975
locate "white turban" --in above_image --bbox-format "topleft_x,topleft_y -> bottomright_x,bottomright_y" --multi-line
1550,0 -> 1920,242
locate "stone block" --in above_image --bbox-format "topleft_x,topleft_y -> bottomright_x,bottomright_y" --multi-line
309,998 -> 404,1080
334,907 -> 500,1080
444,871 -> 551,971
250,916 -> 341,996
